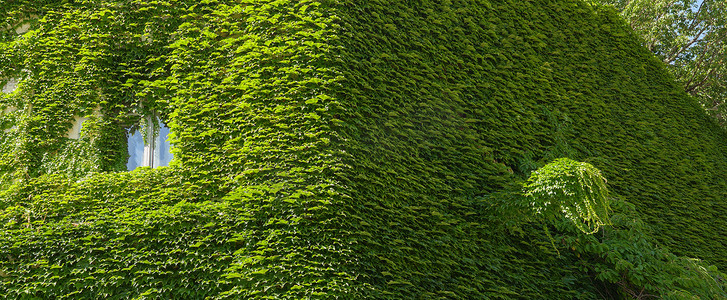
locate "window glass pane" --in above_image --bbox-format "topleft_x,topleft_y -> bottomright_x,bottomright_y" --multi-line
126,118 -> 173,171
126,128 -> 144,171
2,78 -> 18,93
153,122 -> 173,168
68,117 -> 85,140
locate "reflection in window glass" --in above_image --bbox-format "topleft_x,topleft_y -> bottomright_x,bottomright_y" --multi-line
126,119 -> 173,171
153,125 -> 173,168
126,128 -> 145,171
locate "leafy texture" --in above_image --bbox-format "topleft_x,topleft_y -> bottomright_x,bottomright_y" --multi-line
0,0 -> 726,298
594,0 -> 727,124
524,158 -> 610,234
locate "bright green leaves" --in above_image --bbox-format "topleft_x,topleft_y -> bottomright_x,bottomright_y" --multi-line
556,199 -> 727,298
524,158 -> 611,234
1,0 -> 727,298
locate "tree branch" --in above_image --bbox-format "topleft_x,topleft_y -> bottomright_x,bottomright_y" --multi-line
664,26 -> 709,64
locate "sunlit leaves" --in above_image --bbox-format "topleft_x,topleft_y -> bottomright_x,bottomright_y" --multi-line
524,158 -> 611,234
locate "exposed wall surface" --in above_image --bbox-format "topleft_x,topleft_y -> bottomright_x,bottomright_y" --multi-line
0,0 -> 726,298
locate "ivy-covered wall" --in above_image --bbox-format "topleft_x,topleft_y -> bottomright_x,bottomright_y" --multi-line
0,0 -> 725,298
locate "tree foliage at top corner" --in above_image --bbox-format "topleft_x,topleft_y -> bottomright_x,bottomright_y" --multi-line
594,0 -> 727,124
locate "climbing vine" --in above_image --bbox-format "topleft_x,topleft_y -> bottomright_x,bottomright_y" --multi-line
0,0 -> 725,299
524,158 -> 611,234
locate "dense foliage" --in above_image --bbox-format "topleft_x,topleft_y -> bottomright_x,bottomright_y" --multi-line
0,0 -> 726,298
524,158 -> 611,235
594,0 -> 727,124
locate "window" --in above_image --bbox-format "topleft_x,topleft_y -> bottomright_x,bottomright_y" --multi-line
67,115 -> 86,140
126,115 -> 173,171
2,21 -> 31,95
2,22 -> 31,132
1,79 -> 18,134
1,78 -> 18,94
